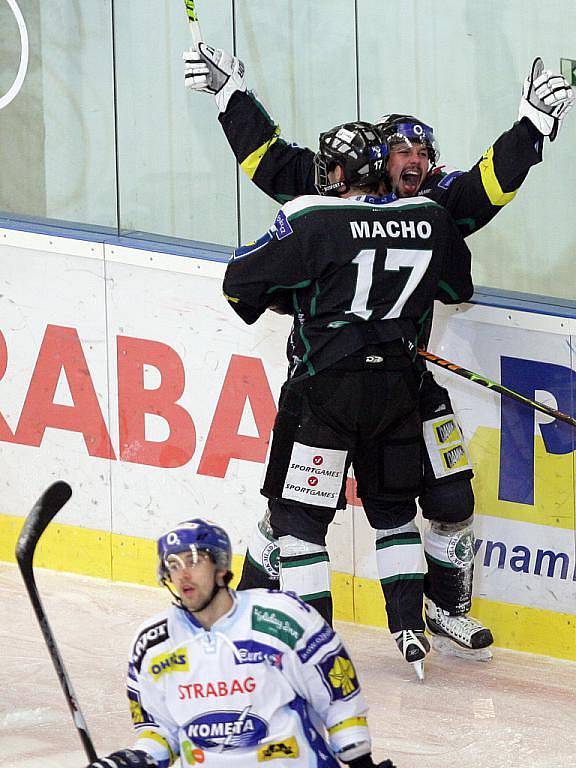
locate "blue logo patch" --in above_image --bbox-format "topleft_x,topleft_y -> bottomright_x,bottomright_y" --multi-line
185,709 -> 268,750
297,625 -> 336,663
437,170 -> 464,190
274,210 -> 293,240
316,647 -> 359,702
233,640 -> 283,668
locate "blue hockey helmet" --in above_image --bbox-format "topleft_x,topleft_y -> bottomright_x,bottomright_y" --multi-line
376,114 -> 439,165
157,519 -> 232,582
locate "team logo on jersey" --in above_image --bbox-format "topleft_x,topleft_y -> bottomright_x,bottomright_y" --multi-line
317,648 -> 359,702
252,606 -> 304,649
257,737 -> 299,761
131,620 -> 168,673
273,210 -> 293,240
149,648 -> 188,680
185,708 -> 268,750
232,640 -> 283,668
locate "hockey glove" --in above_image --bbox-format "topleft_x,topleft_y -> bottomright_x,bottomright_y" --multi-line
85,748 -> 157,768
183,42 -> 246,112
341,754 -> 396,768
518,57 -> 575,141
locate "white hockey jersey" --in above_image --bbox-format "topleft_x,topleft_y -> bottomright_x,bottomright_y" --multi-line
127,589 -> 371,767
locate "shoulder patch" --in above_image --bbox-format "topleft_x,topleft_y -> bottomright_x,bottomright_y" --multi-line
437,169 -> 464,190
251,605 -> 304,649
297,624 -> 336,663
316,646 -> 360,702
131,619 -> 169,673
273,209 -> 294,240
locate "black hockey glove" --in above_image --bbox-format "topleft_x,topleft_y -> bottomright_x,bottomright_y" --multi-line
344,754 -> 397,768
86,749 -> 157,768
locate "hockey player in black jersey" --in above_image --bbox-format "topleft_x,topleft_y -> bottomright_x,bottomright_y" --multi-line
185,45 -> 574,666
223,121 -> 473,679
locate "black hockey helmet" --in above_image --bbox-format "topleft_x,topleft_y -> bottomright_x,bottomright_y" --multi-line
314,121 -> 387,196
376,114 -> 439,165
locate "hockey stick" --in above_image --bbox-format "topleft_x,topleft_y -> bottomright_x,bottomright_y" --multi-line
15,481 -> 98,762
184,0 -> 202,48
417,348 -> 576,428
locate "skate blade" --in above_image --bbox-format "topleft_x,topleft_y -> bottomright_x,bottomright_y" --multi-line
412,659 -> 425,681
432,635 -> 493,661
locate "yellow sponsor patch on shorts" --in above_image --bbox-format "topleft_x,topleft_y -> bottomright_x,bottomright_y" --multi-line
257,736 -> 299,761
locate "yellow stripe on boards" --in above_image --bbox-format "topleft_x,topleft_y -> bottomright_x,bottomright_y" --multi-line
1,515 -> 573,660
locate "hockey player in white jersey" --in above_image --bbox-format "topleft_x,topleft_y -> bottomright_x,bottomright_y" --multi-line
85,519 -> 395,768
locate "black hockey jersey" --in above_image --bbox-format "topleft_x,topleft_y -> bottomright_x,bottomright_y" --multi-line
219,90 -> 543,237
223,195 -> 473,378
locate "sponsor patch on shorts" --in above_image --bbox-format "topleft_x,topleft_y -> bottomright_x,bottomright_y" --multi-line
282,442 -> 347,508
423,416 -> 471,479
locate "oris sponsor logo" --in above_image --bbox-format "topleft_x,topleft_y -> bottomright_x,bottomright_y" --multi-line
178,677 -> 256,700
185,708 -> 268,750
149,649 -> 188,680
131,620 -> 168,672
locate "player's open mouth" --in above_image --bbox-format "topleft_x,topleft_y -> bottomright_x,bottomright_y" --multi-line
401,170 -> 421,191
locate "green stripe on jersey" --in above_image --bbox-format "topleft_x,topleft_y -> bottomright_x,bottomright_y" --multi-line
281,194 -> 442,223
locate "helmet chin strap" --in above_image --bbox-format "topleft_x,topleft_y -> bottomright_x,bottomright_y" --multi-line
162,577 -> 226,614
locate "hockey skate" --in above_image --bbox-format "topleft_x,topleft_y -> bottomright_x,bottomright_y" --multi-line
394,629 -> 430,681
425,598 -> 493,661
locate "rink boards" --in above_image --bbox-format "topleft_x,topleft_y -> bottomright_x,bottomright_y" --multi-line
0,227 -> 574,661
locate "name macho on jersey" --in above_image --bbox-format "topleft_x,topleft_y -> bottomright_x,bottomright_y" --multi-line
126,590 -> 369,766
224,195 -> 472,377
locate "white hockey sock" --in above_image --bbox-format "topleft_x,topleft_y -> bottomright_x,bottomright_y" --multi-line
375,520 -> 425,584
279,535 -> 330,602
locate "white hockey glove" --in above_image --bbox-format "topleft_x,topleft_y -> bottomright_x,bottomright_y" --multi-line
518,57 -> 575,141
85,749 -> 157,768
183,42 -> 246,112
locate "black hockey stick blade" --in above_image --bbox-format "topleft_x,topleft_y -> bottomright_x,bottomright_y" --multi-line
15,481 -> 72,570
15,482 -> 98,762
417,348 -> 576,428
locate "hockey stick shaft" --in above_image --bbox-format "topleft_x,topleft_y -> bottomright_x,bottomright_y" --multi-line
15,482 -> 98,762
418,348 -> 576,427
184,0 -> 202,47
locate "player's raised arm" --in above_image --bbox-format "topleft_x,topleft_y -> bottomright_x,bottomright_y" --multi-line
184,43 -> 316,202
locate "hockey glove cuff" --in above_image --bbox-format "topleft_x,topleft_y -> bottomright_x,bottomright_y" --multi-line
518,57 -> 575,141
183,42 -> 246,112
86,748 -> 158,768
341,755 -> 396,768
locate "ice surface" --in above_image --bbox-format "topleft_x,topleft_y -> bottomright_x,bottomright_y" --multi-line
1,563 -> 575,767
